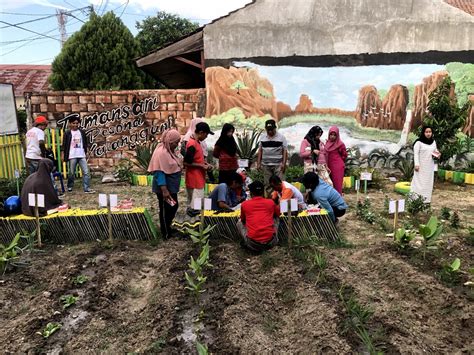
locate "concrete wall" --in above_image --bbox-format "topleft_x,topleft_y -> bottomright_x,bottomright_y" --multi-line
204,0 -> 474,62
29,89 -> 205,171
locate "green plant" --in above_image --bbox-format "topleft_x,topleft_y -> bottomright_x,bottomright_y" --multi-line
248,168 -> 264,183
310,251 -> 327,271
37,322 -> 61,338
196,341 -> 209,355
397,158 -> 414,181
0,233 -> 21,275
285,165 -> 304,183
236,129 -> 262,166
407,193 -> 430,216
450,211 -> 461,229
439,258 -> 461,284
186,225 -> 215,246
356,199 -> 377,224
419,216 -> 443,258
422,76 -> 471,164
394,228 -> 416,250
440,207 -> 451,220
72,275 -> 89,285
114,159 -> 134,183
133,140 -> 159,173
60,294 -> 78,309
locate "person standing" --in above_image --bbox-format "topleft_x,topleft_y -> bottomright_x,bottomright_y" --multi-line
61,115 -> 94,193
299,125 -> 333,186
410,126 -> 439,203
184,122 -> 214,216
25,115 -> 48,174
257,119 -> 288,195
148,129 -> 182,239
325,126 -> 347,194
213,123 -> 239,184
238,181 -> 280,252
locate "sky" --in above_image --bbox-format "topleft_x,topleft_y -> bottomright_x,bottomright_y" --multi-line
0,0 -> 252,65
235,62 -> 445,110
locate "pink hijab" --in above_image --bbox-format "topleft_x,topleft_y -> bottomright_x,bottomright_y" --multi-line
324,126 -> 344,152
183,117 -> 208,157
148,129 -> 181,174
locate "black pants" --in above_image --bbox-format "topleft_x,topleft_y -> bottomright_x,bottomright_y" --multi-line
334,207 -> 346,218
157,193 -> 179,239
218,169 -> 236,184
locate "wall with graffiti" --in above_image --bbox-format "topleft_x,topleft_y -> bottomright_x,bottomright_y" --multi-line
29,89 -> 206,170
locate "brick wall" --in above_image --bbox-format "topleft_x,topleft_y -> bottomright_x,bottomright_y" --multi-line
29,89 -> 206,171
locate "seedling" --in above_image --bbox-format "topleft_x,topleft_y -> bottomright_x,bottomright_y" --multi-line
196,341 -> 209,355
186,225 -> 215,246
0,233 -> 21,275
440,258 -> 461,284
407,193 -> 430,216
310,251 -> 327,271
184,271 -> 207,299
418,216 -> 443,258
60,294 -> 78,309
394,228 -> 416,250
450,212 -> 460,229
440,207 -> 451,220
37,322 -> 61,338
71,275 -> 89,285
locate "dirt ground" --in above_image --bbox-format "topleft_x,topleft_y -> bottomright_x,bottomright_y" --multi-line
1,178 -> 473,353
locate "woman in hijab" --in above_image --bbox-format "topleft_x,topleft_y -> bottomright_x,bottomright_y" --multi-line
410,126 -> 439,203
299,125 -> 333,186
213,123 -> 239,184
148,129 -> 182,239
21,159 -> 62,216
325,126 -> 348,194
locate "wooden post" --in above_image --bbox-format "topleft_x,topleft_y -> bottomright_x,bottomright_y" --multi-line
364,180 -> 368,195
35,194 -> 42,248
287,200 -> 293,250
107,197 -> 113,242
356,179 -> 360,202
393,200 -> 399,231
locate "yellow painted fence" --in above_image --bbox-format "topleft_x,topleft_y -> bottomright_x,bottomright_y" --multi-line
0,134 -> 25,179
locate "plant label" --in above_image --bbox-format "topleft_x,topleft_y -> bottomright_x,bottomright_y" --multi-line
28,193 -> 44,207
37,194 -> 45,208
398,199 -> 405,213
280,201 -> 288,213
389,200 -> 396,214
204,198 -> 212,211
99,194 -> 108,207
389,177 -> 397,182
290,199 -> 298,212
238,159 -> 249,168
360,172 -> 372,181
109,194 -> 118,208
192,198 -> 202,210
14,169 -> 20,179
355,180 -> 360,191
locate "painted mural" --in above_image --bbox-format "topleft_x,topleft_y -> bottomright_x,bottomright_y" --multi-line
204,62 -> 473,161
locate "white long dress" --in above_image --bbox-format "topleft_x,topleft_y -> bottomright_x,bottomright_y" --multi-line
410,140 -> 437,203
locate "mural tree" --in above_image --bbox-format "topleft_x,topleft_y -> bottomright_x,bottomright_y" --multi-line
446,62 -> 474,107
50,12 -> 144,91
423,77 -> 471,164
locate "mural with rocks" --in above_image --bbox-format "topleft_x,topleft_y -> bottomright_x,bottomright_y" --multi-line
204,62 -> 473,169
28,89 -> 205,170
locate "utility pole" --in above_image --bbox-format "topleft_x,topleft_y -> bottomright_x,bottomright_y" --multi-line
56,9 -> 68,48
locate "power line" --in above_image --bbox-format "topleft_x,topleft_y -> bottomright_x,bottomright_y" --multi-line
0,13 -> 58,29
0,20 -> 61,42
119,0 -> 130,18
0,11 -> 56,16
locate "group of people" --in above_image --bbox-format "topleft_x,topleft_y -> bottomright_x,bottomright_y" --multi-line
20,115 -> 94,216
148,117 -> 349,251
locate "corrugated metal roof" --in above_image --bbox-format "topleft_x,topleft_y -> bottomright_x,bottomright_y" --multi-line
0,64 -> 51,97
444,0 -> 474,16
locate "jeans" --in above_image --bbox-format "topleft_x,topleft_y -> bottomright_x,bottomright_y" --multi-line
67,158 -> 91,191
26,159 -> 40,175
262,164 -> 284,196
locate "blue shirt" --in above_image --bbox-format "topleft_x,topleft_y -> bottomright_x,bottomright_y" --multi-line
311,178 -> 348,221
152,171 -> 181,194
209,183 -> 246,210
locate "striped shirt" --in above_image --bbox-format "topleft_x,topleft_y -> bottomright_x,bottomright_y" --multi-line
259,132 -> 287,165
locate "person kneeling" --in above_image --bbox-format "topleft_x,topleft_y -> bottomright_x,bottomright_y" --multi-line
237,181 -> 279,252
269,175 -> 307,211
209,171 -> 246,212
301,172 -> 348,224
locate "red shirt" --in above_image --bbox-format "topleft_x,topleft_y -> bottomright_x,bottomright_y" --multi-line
240,196 -> 280,243
213,146 -> 238,170
185,138 -> 206,189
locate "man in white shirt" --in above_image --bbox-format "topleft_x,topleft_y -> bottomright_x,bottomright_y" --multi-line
25,116 -> 48,174
61,115 -> 94,193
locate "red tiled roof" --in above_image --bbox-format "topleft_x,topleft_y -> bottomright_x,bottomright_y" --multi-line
0,64 -> 51,97
444,0 -> 474,16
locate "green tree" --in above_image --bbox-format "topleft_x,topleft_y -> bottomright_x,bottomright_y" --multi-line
50,12 -> 144,90
446,62 -> 474,107
135,11 -> 199,54
422,77 -> 471,164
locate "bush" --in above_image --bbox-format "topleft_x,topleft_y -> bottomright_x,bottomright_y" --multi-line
248,169 -> 264,183
407,193 -> 430,216
285,166 -> 304,183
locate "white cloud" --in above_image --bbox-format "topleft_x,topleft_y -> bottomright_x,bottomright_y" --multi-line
2,0 -> 67,10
